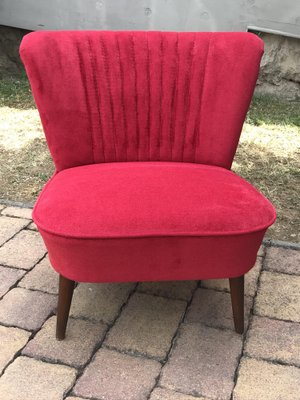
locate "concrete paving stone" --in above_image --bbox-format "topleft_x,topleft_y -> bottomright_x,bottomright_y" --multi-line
150,388 -> 208,400
0,356 -> 76,400
233,358 -> 300,400
201,277 -> 230,293
257,245 -> 264,257
0,265 -> 25,298
265,247 -> 300,275
201,258 -> 262,297
27,221 -> 38,231
255,271 -> 300,322
137,280 -> 198,301
185,288 -> 252,331
105,292 -> 186,359
74,348 -> 161,400
245,316 -> 300,367
18,256 -> 58,294
160,323 -> 243,400
0,216 -> 29,246
23,316 -> 107,368
0,230 -> 46,270
0,326 -> 31,374
1,206 -> 32,220
65,398 -> 85,400
0,288 -> 57,331
70,282 -> 135,324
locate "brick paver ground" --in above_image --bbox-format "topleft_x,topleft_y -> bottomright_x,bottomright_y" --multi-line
0,204 -> 299,400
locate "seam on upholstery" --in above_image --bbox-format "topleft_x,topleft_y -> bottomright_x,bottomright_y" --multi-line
181,34 -> 196,162
170,33 -> 179,160
159,33 -> 164,161
75,40 -> 96,164
130,33 -> 140,160
193,33 -> 212,163
100,35 -> 117,161
116,34 -> 128,161
87,36 -> 105,163
146,33 -> 151,161
35,222 -> 274,240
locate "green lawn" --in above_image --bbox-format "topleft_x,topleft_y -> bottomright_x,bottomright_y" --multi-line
234,96 -> 300,242
0,73 -> 35,109
1,75 -> 299,241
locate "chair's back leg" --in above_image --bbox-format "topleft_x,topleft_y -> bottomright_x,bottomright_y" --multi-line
229,275 -> 244,334
56,274 -> 75,340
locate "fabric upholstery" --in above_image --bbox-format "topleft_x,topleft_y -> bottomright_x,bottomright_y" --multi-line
20,31 -> 275,283
34,162 -> 275,282
34,162 -> 275,239
20,31 -> 263,171
41,228 -> 266,283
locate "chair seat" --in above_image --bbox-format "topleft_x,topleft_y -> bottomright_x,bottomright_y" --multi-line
33,162 -> 275,282
34,162 -> 275,238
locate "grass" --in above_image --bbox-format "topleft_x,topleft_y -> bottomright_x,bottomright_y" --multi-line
233,96 -> 300,242
0,74 -> 54,200
0,76 -> 299,242
246,95 -> 300,127
0,72 -> 35,109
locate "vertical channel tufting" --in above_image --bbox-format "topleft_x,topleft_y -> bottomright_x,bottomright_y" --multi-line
193,33 -> 212,163
130,34 -> 140,161
115,34 -> 128,161
20,31 -> 264,171
146,33 -> 151,161
182,34 -> 208,162
172,33 -> 202,162
99,35 -> 117,162
181,34 -> 196,162
75,39 -> 96,164
148,32 -> 162,160
158,33 -> 164,161
87,37 -> 105,163
118,33 -> 138,161
160,33 -> 178,161
133,32 -> 150,161
170,33 -> 180,161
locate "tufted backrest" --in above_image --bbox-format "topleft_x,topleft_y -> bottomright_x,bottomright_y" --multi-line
20,31 -> 263,171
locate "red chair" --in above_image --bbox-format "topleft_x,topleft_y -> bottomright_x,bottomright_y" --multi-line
20,31 -> 276,339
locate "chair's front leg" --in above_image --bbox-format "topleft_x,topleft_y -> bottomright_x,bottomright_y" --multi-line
56,274 -> 75,340
229,275 -> 244,334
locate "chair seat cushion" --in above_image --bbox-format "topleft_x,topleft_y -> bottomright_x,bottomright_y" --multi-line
33,162 -> 275,282
34,162 -> 275,238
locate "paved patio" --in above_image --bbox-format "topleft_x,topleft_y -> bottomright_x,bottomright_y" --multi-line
0,203 -> 299,400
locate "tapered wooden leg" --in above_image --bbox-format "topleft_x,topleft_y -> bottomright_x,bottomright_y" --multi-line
229,275 -> 244,334
56,274 -> 75,340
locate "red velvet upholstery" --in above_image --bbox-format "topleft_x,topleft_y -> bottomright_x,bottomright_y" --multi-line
20,31 -> 263,170
34,162 -> 275,282
20,31 -> 276,284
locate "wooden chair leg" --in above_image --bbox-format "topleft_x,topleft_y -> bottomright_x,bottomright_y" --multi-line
56,274 -> 75,340
229,275 -> 244,334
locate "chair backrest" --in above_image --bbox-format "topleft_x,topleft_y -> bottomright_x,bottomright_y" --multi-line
20,31 -> 263,171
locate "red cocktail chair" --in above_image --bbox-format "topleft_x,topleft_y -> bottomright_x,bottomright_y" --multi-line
20,31 -> 276,339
